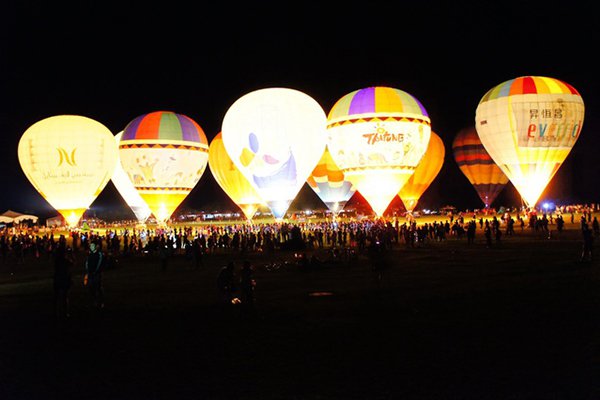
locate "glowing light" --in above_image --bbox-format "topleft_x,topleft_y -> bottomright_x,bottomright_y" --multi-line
118,111 -> 209,225
306,146 -> 356,214
111,132 -> 152,223
326,86 -> 431,216
208,132 -> 266,221
399,131 -> 444,213
18,115 -> 118,228
475,76 -> 584,208
222,87 -> 327,220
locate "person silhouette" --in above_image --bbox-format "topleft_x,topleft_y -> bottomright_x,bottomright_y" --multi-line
216,261 -> 236,306
53,239 -> 74,319
84,242 -> 104,309
239,260 -> 256,318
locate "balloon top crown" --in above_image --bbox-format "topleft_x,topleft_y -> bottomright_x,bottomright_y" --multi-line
122,111 -> 207,144
327,86 -> 429,121
479,76 -> 582,104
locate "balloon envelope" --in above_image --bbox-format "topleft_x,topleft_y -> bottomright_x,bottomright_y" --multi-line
112,132 -> 152,223
399,131 -> 444,213
118,111 -> 209,224
221,88 -> 327,220
475,76 -> 584,208
307,146 -> 356,214
208,132 -> 265,220
326,86 -> 431,216
18,115 -> 118,227
452,126 -> 509,208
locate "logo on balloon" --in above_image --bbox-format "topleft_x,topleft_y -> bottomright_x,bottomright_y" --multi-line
57,147 -> 77,167
363,123 -> 405,145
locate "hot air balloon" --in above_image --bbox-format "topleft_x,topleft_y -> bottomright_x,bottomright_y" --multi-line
18,115 -> 118,227
452,126 -> 509,209
326,86 -> 431,217
118,111 -> 209,224
475,76 -> 584,209
208,132 -> 266,221
399,131 -> 444,213
306,146 -> 356,215
221,87 -> 327,220
111,132 -> 152,224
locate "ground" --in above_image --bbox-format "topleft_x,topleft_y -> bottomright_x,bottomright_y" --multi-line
0,222 -> 598,400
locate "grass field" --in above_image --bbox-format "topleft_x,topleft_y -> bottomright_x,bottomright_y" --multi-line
0,220 -> 598,399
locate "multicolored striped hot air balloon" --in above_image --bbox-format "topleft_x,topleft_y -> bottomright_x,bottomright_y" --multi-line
399,131 -> 445,213
452,126 -> 509,208
118,111 -> 209,224
475,76 -> 584,208
326,86 -> 431,217
208,132 -> 265,221
307,146 -> 355,214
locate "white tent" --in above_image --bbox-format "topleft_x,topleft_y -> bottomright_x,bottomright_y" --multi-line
0,210 -> 39,224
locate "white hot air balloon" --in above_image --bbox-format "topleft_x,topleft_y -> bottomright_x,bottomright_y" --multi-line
221,88 -> 328,220
112,132 -> 152,223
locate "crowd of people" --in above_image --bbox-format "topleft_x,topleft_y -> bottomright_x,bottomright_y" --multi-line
1,206 -> 597,320
1,208 -> 598,266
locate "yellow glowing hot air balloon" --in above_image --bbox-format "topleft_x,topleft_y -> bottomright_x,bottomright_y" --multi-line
327,86 -> 431,217
398,131 -> 444,213
208,132 -> 266,221
118,111 -> 209,224
112,132 -> 152,224
18,115 -> 118,227
222,88 -> 327,220
306,146 -> 356,214
475,76 -> 584,208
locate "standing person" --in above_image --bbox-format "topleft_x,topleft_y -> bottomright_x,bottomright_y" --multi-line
192,238 -> 204,269
466,220 -> 476,244
159,236 -> 169,271
581,223 -> 594,263
84,242 -> 104,309
216,261 -> 236,306
592,216 -> 599,236
484,220 -> 493,248
239,260 -> 256,318
53,241 -> 74,319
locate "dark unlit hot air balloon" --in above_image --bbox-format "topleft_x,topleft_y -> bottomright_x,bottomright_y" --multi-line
452,126 -> 509,208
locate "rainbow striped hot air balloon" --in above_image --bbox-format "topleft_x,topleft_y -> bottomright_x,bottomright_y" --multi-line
452,126 -> 509,208
118,111 -> 209,224
307,146 -> 356,214
475,76 -> 584,208
327,86 -> 431,217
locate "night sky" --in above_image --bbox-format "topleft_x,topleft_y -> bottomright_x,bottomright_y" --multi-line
1,1 -> 598,220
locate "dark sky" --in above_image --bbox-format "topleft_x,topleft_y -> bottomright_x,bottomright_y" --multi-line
1,1 -> 598,220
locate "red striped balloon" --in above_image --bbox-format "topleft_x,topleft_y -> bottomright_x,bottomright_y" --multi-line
452,126 -> 509,208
